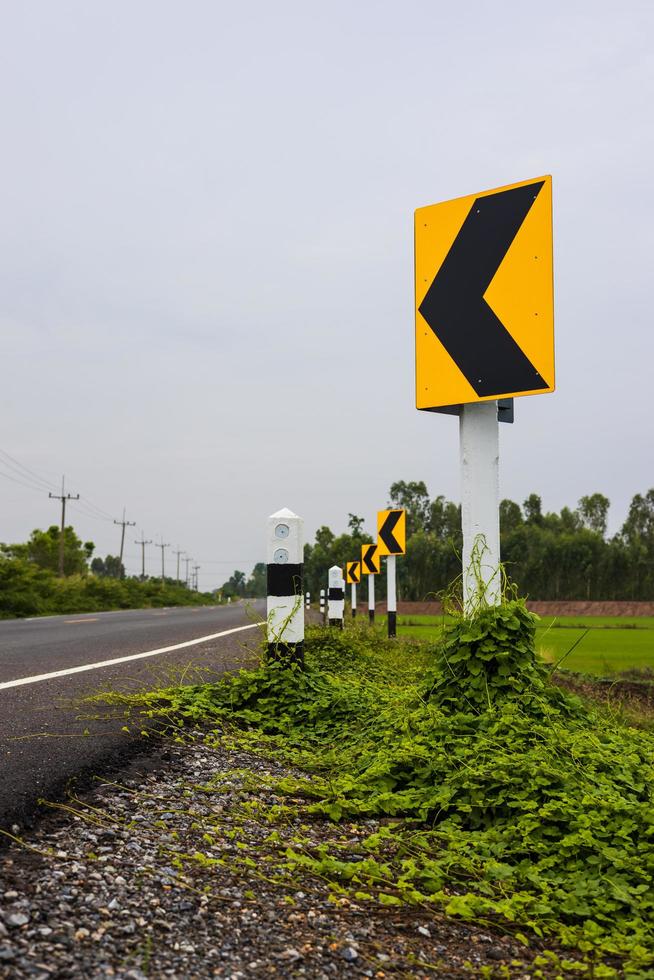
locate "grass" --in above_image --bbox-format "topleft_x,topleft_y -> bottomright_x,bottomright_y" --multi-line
393,614 -> 654,676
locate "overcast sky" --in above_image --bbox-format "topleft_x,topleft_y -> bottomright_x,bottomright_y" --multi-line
0,0 -> 652,588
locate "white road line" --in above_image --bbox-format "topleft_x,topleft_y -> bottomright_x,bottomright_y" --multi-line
0,623 -> 264,692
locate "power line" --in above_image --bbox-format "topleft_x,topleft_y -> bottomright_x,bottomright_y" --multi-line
49,476 -> 79,577
134,532 -> 152,580
173,546 -> 185,584
0,447 -> 59,492
114,508 -> 136,576
156,538 -> 170,583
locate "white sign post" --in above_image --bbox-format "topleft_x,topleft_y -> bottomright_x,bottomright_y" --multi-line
327,565 -> 345,629
460,402 -> 501,614
368,574 -> 375,624
386,556 -> 397,637
266,507 -> 304,664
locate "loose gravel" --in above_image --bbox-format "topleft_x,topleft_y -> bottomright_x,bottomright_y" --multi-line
0,739 -> 563,978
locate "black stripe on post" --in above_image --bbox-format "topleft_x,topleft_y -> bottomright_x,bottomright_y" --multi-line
328,587 -> 344,600
369,609 -> 375,624
388,610 -> 396,638
267,563 -> 303,596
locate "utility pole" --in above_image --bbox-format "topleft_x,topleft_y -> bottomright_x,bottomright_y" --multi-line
173,546 -> 185,584
184,556 -> 192,588
156,538 -> 170,583
114,507 -> 136,578
49,476 -> 79,577
192,564 -> 200,591
135,532 -> 152,580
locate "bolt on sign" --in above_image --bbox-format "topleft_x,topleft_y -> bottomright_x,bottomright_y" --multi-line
345,561 -> 361,585
415,176 -> 554,411
377,509 -> 406,556
361,542 -> 380,575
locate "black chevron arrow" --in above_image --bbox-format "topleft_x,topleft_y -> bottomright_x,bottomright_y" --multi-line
419,181 -> 549,397
348,562 -> 360,583
363,544 -> 378,573
379,511 -> 402,554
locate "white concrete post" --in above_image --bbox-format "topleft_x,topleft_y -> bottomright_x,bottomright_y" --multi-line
386,555 -> 397,637
460,402 -> 501,614
266,507 -> 304,664
368,573 -> 375,624
327,565 -> 345,629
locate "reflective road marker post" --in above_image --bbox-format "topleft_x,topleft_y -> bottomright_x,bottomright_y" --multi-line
415,177 -> 555,615
319,588 -> 326,621
377,509 -> 406,639
305,592 -> 311,610
361,543 -> 380,624
345,561 -> 361,619
266,507 -> 304,665
328,565 -> 345,628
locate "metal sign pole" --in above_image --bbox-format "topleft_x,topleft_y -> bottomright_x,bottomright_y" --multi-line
351,583 -> 357,618
387,555 -> 397,637
460,402 -> 501,614
368,573 -> 375,624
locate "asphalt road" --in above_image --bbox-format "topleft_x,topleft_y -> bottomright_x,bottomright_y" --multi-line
0,601 -> 265,831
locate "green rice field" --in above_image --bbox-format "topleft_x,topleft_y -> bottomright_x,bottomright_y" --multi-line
394,614 -> 654,676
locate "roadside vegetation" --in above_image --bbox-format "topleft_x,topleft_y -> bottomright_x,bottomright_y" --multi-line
94,597 -> 654,977
222,482 -> 654,603
0,525 -> 217,618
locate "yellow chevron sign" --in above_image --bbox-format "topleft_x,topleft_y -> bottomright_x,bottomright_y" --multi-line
345,561 -> 361,585
377,509 -> 406,556
361,543 -> 380,575
415,175 -> 554,410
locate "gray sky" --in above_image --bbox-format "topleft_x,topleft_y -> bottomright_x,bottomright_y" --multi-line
0,0 -> 652,587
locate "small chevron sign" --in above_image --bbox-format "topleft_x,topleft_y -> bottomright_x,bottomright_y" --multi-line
377,509 -> 406,557
361,542 -> 380,575
345,561 -> 361,585
415,176 -> 554,411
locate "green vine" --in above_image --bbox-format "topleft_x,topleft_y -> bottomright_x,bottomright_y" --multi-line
92,603 -> 654,976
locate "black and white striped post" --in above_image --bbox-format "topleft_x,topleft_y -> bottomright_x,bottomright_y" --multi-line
361,543 -> 380,624
319,589 -> 326,621
327,565 -> 344,628
266,507 -> 304,665
305,591 -> 311,610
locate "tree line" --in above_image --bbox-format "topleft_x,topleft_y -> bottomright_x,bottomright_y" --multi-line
0,525 -> 215,618
222,482 -> 654,602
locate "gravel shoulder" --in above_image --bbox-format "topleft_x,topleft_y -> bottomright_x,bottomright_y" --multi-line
0,737 -> 566,979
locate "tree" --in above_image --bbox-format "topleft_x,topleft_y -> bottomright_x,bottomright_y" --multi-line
347,514 -> 365,536
245,562 -> 266,597
6,526 -> 94,576
221,570 -> 246,599
523,494 -> 543,525
91,555 -> 125,579
621,490 -> 654,546
499,499 -> 523,533
389,481 -> 431,536
577,494 -> 610,537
